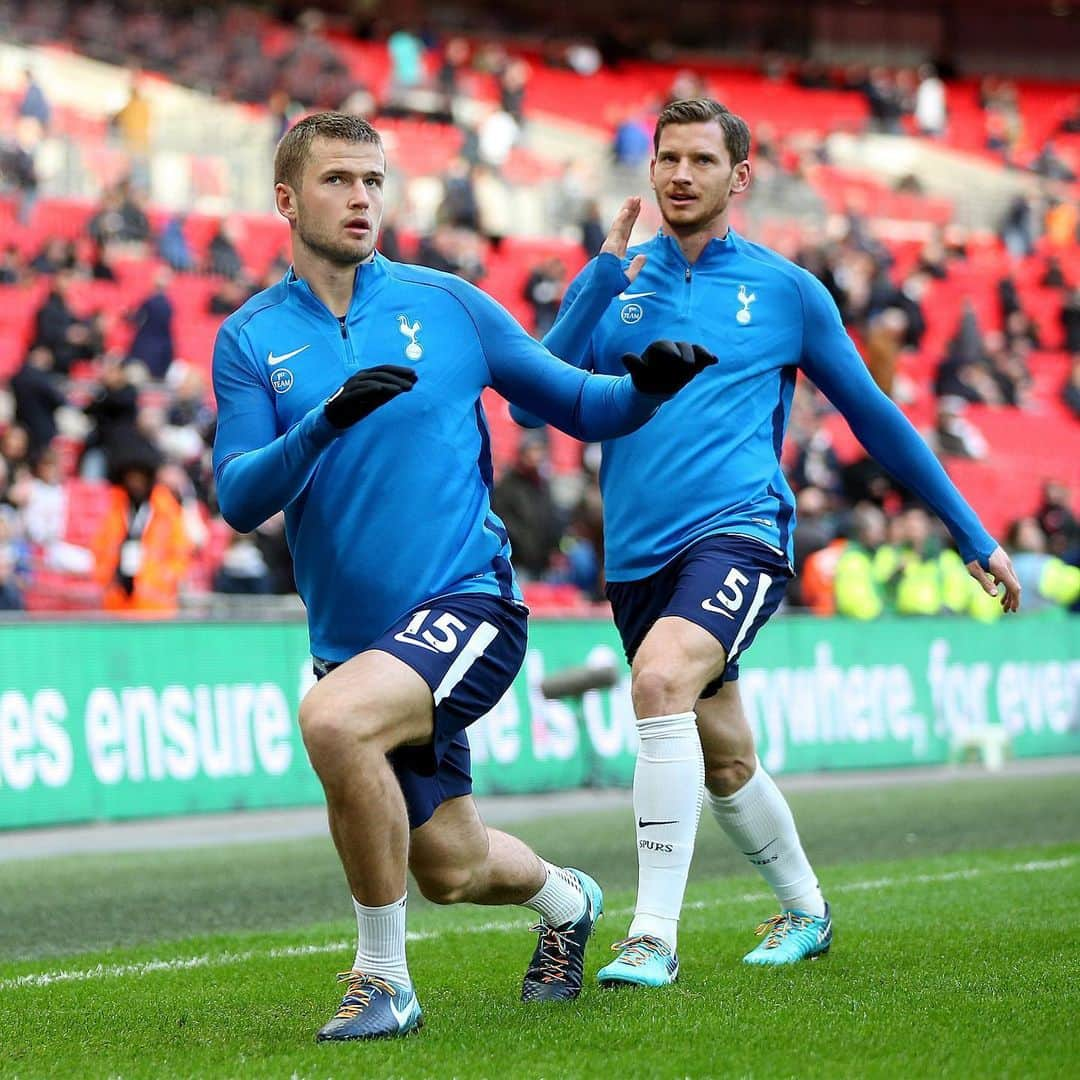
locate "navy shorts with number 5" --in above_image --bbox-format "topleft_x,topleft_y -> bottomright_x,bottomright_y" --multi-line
605,535 -> 792,698
313,593 -> 527,829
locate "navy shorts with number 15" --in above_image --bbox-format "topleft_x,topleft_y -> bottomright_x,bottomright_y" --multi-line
313,594 -> 527,829
606,534 -> 792,698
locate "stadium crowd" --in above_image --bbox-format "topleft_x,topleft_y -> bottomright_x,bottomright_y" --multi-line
0,7 -> 1078,617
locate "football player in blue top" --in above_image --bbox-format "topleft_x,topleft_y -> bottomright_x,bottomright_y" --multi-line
211,112 -> 715,1040
513,99 -> 1021,985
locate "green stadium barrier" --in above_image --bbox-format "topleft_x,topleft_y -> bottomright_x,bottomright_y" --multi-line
1,614 -> 1077,829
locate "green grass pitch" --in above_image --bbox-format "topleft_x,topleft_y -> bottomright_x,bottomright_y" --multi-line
2,771 -> 1078,1078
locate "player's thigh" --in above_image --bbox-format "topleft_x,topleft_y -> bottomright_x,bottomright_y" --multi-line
300,648 -> 434,753
632,614 -> 730,705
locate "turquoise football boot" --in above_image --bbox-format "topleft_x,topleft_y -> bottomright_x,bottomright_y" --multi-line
742,903 -> 832,966
316,971 -> 423,1041
597,934 -> 679,988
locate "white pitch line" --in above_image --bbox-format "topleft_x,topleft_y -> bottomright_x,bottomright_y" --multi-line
2,855 -> 1074,992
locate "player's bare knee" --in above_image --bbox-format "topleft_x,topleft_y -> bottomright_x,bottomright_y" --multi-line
632,664 -> 695,718
299,692 -> 380,765
705,755 -> 755,796
413,865 -> 476,906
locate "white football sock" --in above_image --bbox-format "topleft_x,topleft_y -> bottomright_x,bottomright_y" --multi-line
352,893 -> 411,985
524,860 -> 586,928
626,711 -> 704,951
708,759 -> 825,917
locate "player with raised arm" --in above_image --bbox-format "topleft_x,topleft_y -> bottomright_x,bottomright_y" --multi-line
211,112 -> 714,1041
514,98 -> 1021,986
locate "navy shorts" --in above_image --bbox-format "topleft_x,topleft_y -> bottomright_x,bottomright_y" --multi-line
313,593 -> 528,829
605,535 -> 792,698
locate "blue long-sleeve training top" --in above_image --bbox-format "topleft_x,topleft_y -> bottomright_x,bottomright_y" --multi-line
515,230 -> 997,581
212,253 -> 666,659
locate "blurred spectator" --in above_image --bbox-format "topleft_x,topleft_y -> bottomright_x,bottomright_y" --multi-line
88,181 -> 151,253
0,511 -> 27,610
563,41 -> 602,78
478,105 -> 519,170
834,502 -> 889,619
438,157 -> 480,230
1035,481 -> 1079,559
30,237 -> 79,275
999,191 -> 1040,258
935,307 -> 1018,406
929,397 -> 988,460
387,27 -> 426,96
0,245 -> 29,285
1044,192 -> 1079,248
268,89 -> 298,143
580,199 -> 605,258
1030,141 -> 1076,183
491,431 -> 562,581
10,346 -> 65,459
157,462 -> 209,554
611,108 -> 652,169
914,64 -> 946,138
81,358 -> 153,480
1064,357 -> 1080,420
883,507 -> 968,616
91,451 -> 191,613
18,69 -> 51,132
253,511 -> 295,594
127,269 -> 175,378
523,257 -> 567,336
111,82 -> 152,157
208,275 -> 254,315
499,59 -> 530,125
473,163 -> 512,248
89,243 -> 118,282
213,529 -> 273,594
23,449 -> 94,575
863,68 -> 905,135
0,425 -> 32,478
0,122 -> 39,224
31,271 -> 102,375
415,226 -> 485,284
791,486 -> 837,584
158,214 -> 196,272
1041,255 -> 1067,289
436,37 -> 471,117
554,448 -> 604,600
206,220 -> 244,279
1008,516 -> 1080,612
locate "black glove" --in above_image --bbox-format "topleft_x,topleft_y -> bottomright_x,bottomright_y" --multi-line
324,365 -> 418,429
622,340 -> 718,395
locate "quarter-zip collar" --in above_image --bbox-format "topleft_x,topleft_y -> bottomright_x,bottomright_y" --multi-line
284,251 -> 390,324
653,229 -> 739,273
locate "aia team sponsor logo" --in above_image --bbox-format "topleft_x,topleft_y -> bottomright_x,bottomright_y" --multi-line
270,368 -> 294,393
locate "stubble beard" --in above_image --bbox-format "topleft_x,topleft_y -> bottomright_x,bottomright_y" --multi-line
297,218 -> 375,266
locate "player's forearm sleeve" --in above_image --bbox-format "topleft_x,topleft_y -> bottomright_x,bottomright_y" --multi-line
215,407 -> 340,533
798,277 -> 997,566
510,255 -> 625,429
471,284 -> 663,441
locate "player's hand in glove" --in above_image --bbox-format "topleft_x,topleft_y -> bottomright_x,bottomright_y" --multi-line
324,365 -> 418,429
622,340 -> 717,395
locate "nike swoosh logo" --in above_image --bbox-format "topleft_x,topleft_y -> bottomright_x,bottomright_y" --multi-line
389,992 -> 417,1028
267,344 -> 311,366
742,838 -> 778,857
638,818 -> 679,828
618,291 -> 656,301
